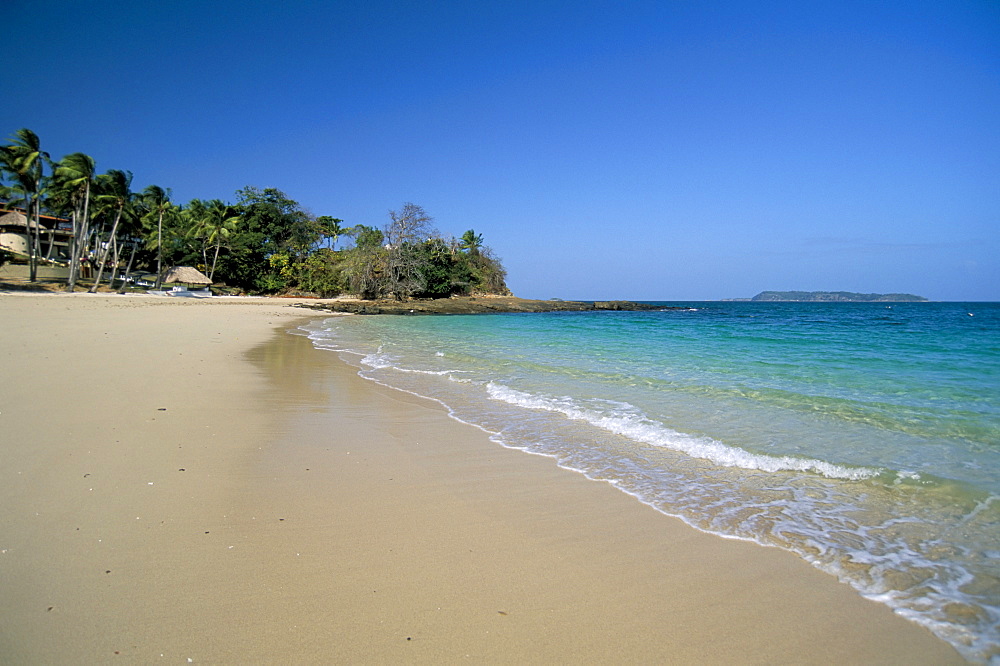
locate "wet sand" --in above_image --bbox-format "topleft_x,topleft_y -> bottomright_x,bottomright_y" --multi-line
0,293 -> 962,663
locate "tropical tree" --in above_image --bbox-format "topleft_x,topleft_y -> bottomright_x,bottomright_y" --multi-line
181,198 -> 209,265
413,237 -> 473,297
114,206 -> 147,293
188,199 -> 239,280
141,185 -> 171,289
0,129 -> 49,281
316,215 -> 346,250
89,169 -> 134,291
52,152 -> 97,291
459,229 -> 484,254
213,186 -> 315,292
343,224 -> 387,299
467,245 -> 510,295
385,202 -> 435,247
382,203 -> 437,299
296,248 -> 347,297
142,199 -> 188,277
336,207 -> 509,300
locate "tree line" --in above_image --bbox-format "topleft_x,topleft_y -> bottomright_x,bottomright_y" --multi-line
0,128 -> 509,298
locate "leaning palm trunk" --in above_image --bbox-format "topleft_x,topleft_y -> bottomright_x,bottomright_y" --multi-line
117,241 -> 138,294
88,209 -> 123,292
27,196 -> 38,281
109,236 -> 120,288
32,199 -> 43,275
209,240 -> 222,281
44,226 -> 56,261
67,202 -> 82,290
35,197 -> 53,270
81,191 -> 92,277
67,210 -> 78,289
154,209 -> 164,290
68,184 -> 91,291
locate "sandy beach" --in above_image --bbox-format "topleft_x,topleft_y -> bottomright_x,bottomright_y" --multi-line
0,293 -> 962,664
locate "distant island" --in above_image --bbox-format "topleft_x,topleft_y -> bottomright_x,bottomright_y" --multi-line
726,291 -> 928,302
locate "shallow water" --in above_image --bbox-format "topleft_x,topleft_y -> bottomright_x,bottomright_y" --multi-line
301,301 -> 1000,662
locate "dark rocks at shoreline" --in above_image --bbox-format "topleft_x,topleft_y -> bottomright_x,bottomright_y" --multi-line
293,296 -> 677,315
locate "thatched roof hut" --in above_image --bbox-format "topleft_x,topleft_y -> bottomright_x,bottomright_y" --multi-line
0,209 -> 71,230
0,210 -> 41,230
162,266 -> 212,286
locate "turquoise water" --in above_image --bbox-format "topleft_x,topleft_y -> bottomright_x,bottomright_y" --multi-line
301,302 -> 1000,662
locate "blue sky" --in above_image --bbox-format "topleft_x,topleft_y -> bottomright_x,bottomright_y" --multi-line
5,0 -> 998,300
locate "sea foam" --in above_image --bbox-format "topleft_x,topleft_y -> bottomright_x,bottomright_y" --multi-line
485,382 -> 882,480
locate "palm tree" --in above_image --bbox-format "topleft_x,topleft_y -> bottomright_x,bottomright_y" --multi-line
141,185 -> 172,289
186,199 -> 239,281
114,195 -> 148,293
459,229 -> 484,255
1,129 -> 49,281
142,201 -> 184,280
182,198 -> 209,269
201,200 -> 239,281
52,153 -> 97,291
316,215 -> 346,250
89,169 -> 134,292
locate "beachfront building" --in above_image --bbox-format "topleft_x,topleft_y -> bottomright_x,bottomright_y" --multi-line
0,208 -> 73,265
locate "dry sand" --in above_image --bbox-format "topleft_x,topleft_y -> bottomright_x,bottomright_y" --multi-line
0,293 -> 962,664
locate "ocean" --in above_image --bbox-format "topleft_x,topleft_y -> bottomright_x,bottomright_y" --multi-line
299,301 -> 999,662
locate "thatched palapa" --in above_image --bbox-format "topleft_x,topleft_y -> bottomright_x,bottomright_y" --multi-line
0,210 -> 40,229
162,266 -> 212,286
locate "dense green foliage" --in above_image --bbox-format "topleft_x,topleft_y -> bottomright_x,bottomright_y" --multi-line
1,128 -> 509,297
